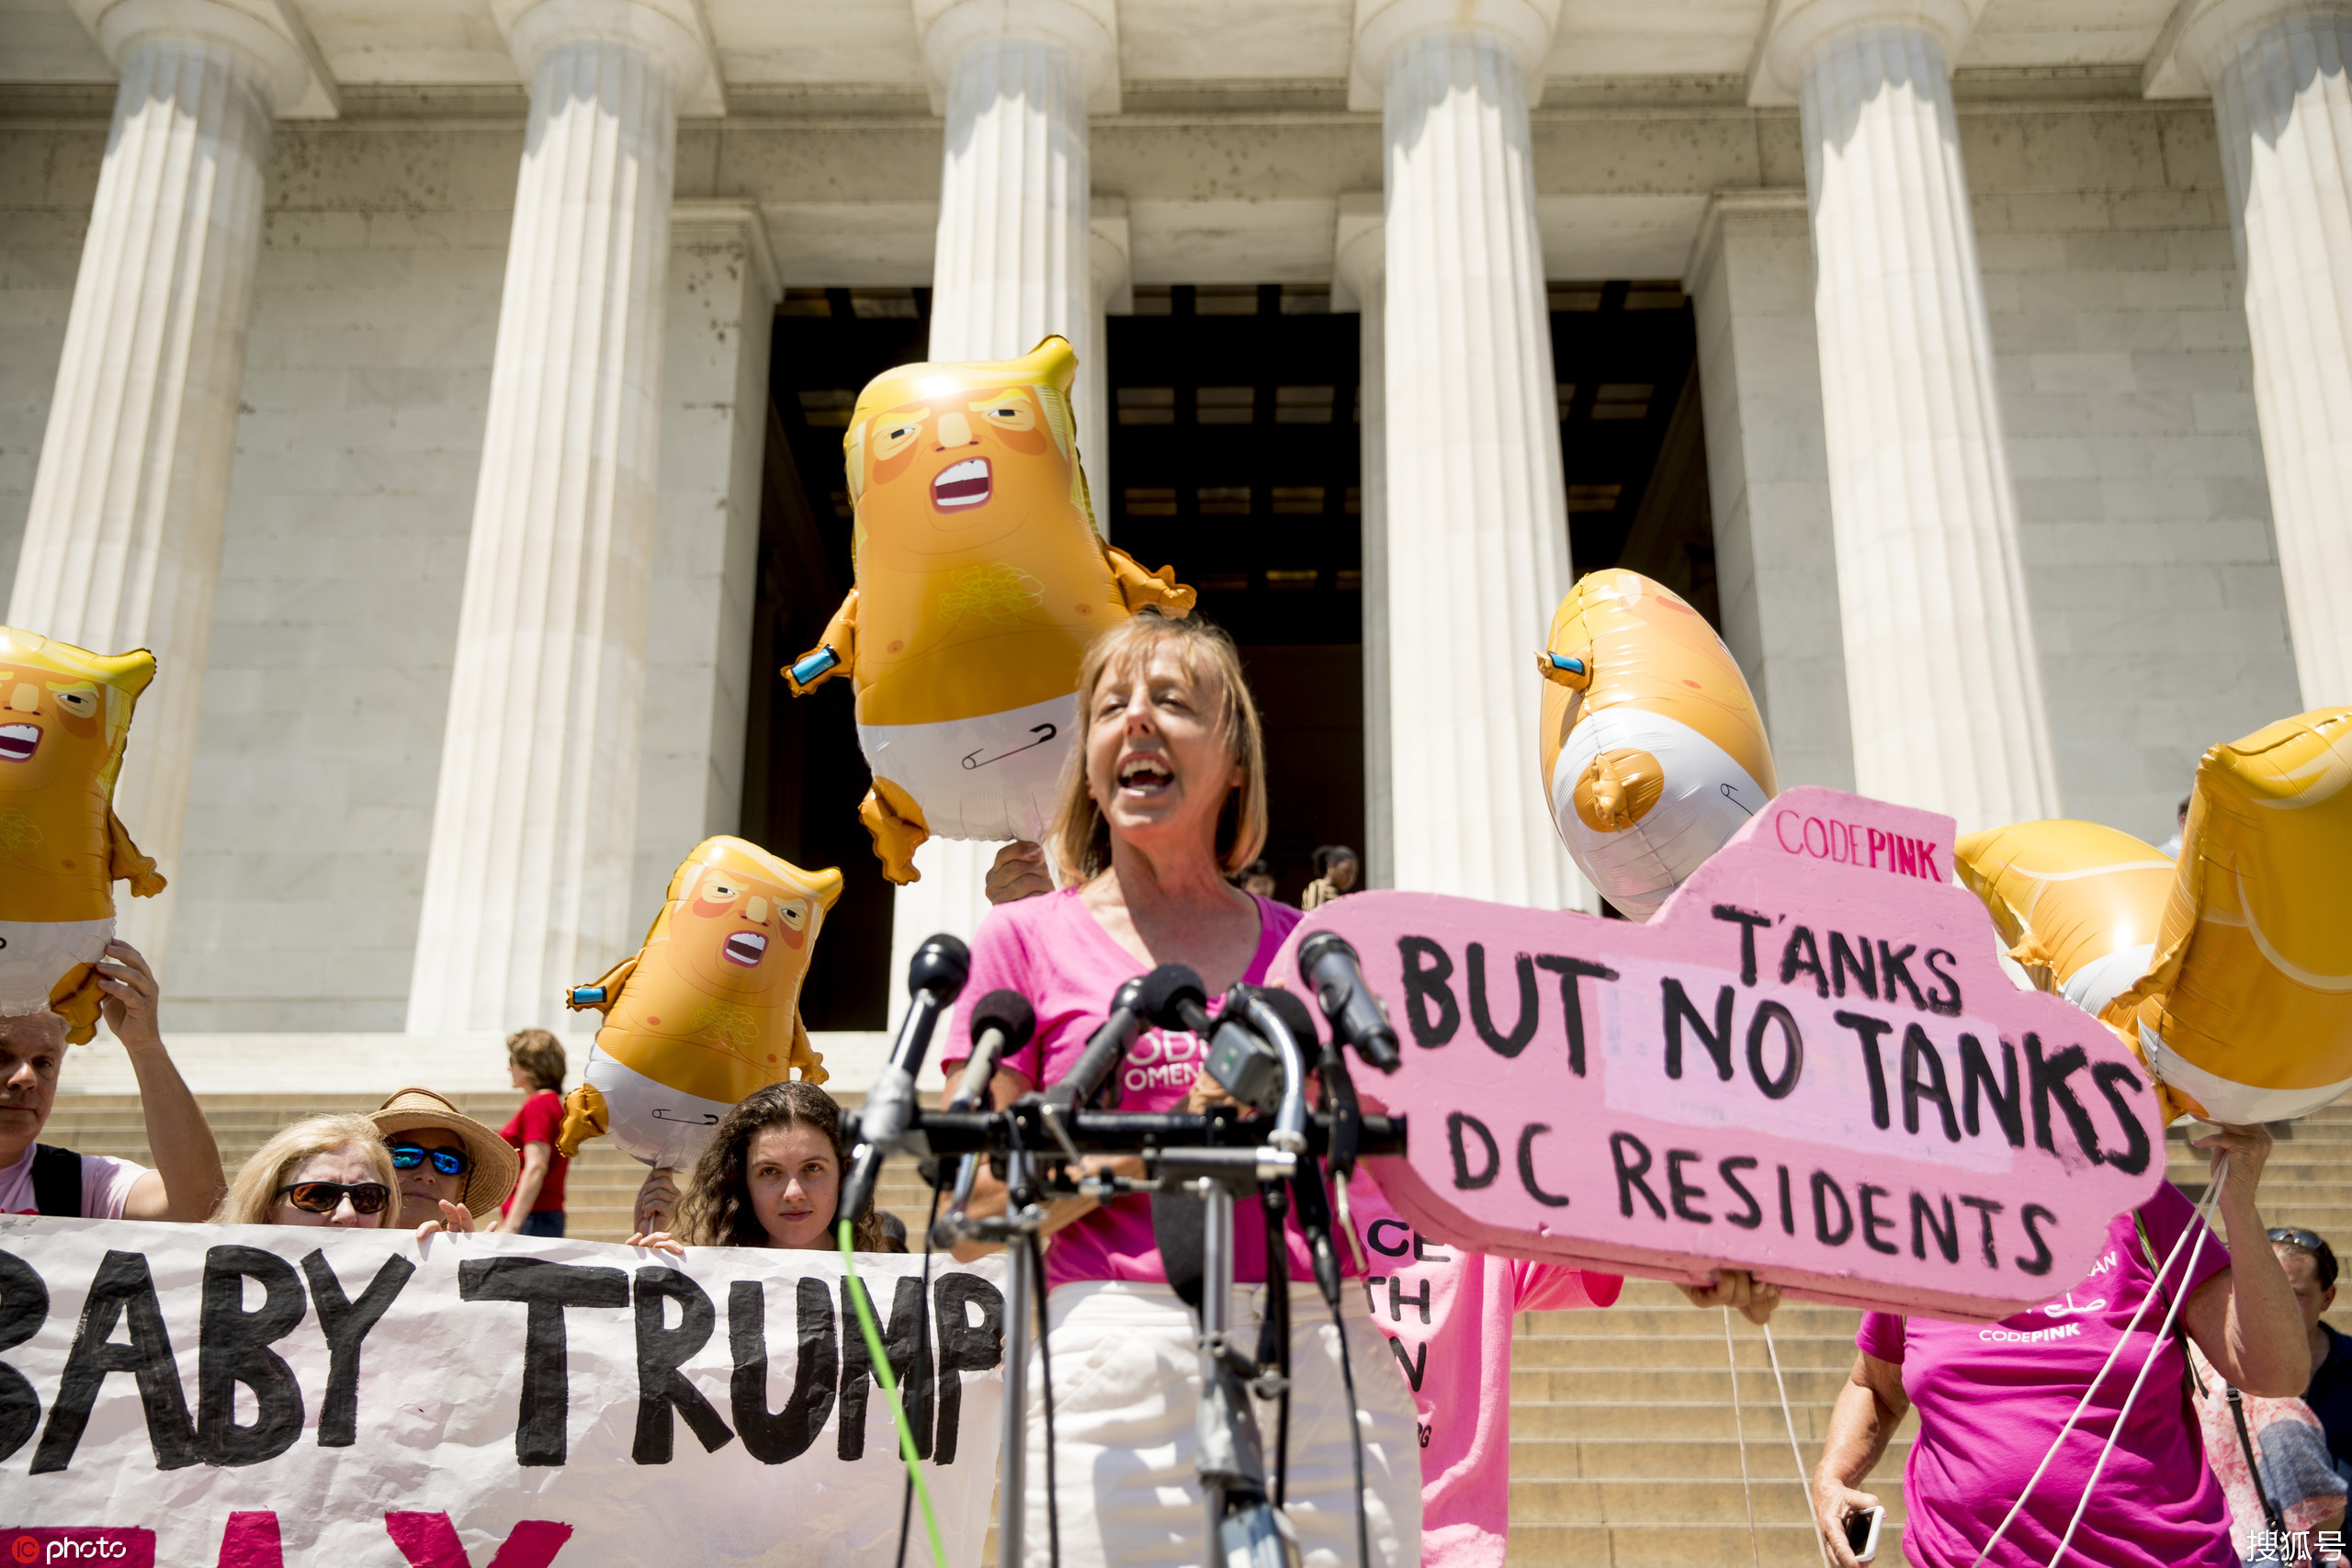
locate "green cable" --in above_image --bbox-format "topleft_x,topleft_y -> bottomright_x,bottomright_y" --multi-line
839,1218 -> 948,1568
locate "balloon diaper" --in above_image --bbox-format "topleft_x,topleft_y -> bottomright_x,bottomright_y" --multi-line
0,626 -> 166,1043
560,837 -> 842,1170
783,335 -> 1196,883
1536,570 -> 1777,919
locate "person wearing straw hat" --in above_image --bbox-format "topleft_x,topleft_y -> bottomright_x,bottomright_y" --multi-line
368,1086 -> 519,1237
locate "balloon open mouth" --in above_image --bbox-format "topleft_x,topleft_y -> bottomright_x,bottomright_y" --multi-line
0,724 -> 37,762
932,457 -> 991,511
723,931 -> 769,967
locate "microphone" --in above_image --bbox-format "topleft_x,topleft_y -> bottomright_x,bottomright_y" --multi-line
840,934 -> 971,1233
1046,964 -> 1206,1112
950,989 -> 1035,1111
1299,931 -> 1401,1072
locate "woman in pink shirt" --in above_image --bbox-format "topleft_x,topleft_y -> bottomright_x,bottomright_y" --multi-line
1811,1122 -> 2308,1567
943,609 -> 1422,1568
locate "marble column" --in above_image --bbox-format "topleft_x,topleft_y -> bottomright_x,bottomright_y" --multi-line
892,0 -> 1114,1015
405,0 -> 707,1034
1764,0 -> 2060,830
8,0 -> 312,964
2185,0 -> 2352,709
1088,194 -> 1131,513
1334,195 -> 1392,888
1360,1 -> 1589,908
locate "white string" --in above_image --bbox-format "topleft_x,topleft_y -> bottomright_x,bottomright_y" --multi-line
1763,1319 -> 1836,1568
1726,1307 -> 1761,1568
1964,1165 -> 2229,1567
2046,1158 -> 2228,1568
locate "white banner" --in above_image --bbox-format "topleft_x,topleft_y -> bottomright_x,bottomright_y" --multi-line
0,1217 -> 1006,1568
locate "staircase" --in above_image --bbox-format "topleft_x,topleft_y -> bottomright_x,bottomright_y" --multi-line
40,1091 -> 2352,1566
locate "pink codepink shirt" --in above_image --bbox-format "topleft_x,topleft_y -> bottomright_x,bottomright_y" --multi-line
1857,1181 -> 2234,1568
1351,1179 -> 1622,1568
944,886 -> 1332,1290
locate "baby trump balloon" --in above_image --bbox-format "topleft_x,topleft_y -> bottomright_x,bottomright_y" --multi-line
0,626 -> 166,1043
560,838 -> 842,1170
783,336 -> 1195,883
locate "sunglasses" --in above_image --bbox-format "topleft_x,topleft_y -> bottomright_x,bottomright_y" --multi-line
2271,1227 -> 2330,1253
277,1180 -> 391,1216
388,1142 -> 471,1178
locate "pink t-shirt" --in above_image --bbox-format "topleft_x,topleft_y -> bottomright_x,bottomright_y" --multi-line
1351,1179 -> 1622,1568
0,1144 -> 147,1218
1856,1181 -> 2233,1568
945,886 -> 1327,1290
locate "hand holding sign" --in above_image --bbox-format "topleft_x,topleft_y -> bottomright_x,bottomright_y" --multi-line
1275,786 -> 2165,1323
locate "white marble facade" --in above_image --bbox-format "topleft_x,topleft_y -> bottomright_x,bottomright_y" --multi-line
0,0 -> 2314,1048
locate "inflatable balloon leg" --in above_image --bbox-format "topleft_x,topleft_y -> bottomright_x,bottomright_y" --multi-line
559,837 -> 842,1171
1952,819 -> 2175,1015
0,626 -> 166,1043
2106,708 -> 2352,1124
783,335 -> 1195,884
1536,570 -> 1777,919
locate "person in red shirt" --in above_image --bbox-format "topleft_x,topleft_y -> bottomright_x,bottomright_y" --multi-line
497,1028 -> 570,1236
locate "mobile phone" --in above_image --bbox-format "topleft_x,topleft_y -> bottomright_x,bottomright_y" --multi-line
1844,1505 -> 1885,1563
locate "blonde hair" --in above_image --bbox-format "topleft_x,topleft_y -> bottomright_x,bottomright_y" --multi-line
214,1114 -> 399,1227
1048,610 -> 1269,883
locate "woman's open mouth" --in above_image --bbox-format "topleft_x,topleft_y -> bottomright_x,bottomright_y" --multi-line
0,723 -> 38,762
932,457 -> 990,511
723,931 -> 769,967
1117,755 -> 1173,797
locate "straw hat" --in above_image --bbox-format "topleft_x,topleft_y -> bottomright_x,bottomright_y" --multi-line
368,1087 -> 521,1220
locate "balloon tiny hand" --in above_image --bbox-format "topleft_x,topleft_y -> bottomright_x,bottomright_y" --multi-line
985,841 -> 1053,906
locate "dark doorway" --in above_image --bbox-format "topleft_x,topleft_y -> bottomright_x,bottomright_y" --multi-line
1108,285 -> 1365,904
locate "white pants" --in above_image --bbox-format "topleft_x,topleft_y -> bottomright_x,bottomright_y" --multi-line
1022,1280 -> 1422,1568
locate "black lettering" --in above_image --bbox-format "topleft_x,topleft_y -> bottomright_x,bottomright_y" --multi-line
1910,1192 -> 1960,1264
198,1246 -> 307,1467
1366,1220 -> 1411,1258
1667,1151 -> 1712,1224
1712,905 -> 1772,986
1778,1166 -> 1795,1235
1746,1002 -> 1804,1100
1720,1158 -> 1763,1230
458,1256 -> 629,1466
2027,1036 -> 2106,1166
1411,1234 -> 1452,1264
1466,944 -> 1540,1058
1447,1111 -> 1500,1190
632,1268 -> 733,1464
2015,1204 -> 2058,1277
1829,932 -> 1878,999
33,1250 -> 196,1473
1832,1011 -> 1894,1129
1388,1338 -> 1428,1393
1517,1123 -> 1570,1208
1878,942 -> 1926,1011
729,1278 -> 835,1465
1962,1035 -> 2024,1148
1397,937 -> 1459,1047
1901,1025 -> 1961,1143
1611,1132 -> 1667,1220
1389,1277 -> 1433,1325
2091,1063 -> 2153,1177
1922,949 -> 1963,1016
0,1252 -> 47,1463
1960,1196 -> 2006,1269
1533,955 -> 1617,1077
931,1273 -> 1003,1466
1811,1171 -> 1854,1247
1778,927 -> 1828,998
838,1275 -> 933,1462
1859,1184 -> 1898,1255
1663,979 -> 1736,1081
300,1251 -> 413,1449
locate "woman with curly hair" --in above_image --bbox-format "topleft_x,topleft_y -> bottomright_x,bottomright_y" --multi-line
629,1081 -> 885,1252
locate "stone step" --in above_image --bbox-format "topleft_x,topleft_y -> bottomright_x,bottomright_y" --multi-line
1507,1434 -> 1915,1482
1503,1521 -> 1915,1566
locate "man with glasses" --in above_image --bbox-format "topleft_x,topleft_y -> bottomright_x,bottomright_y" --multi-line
2274,1226 -> 2352,1481
368,1086 -> 518,1235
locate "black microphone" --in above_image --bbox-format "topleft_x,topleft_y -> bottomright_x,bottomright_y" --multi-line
950,988 -> 1035,1111
1046,964 -> 1206,1112
840,934 -> 970,1233
1299,931 -> 1401,1072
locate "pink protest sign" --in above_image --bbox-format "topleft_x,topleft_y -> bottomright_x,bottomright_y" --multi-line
1274,787 -> 2165,1322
